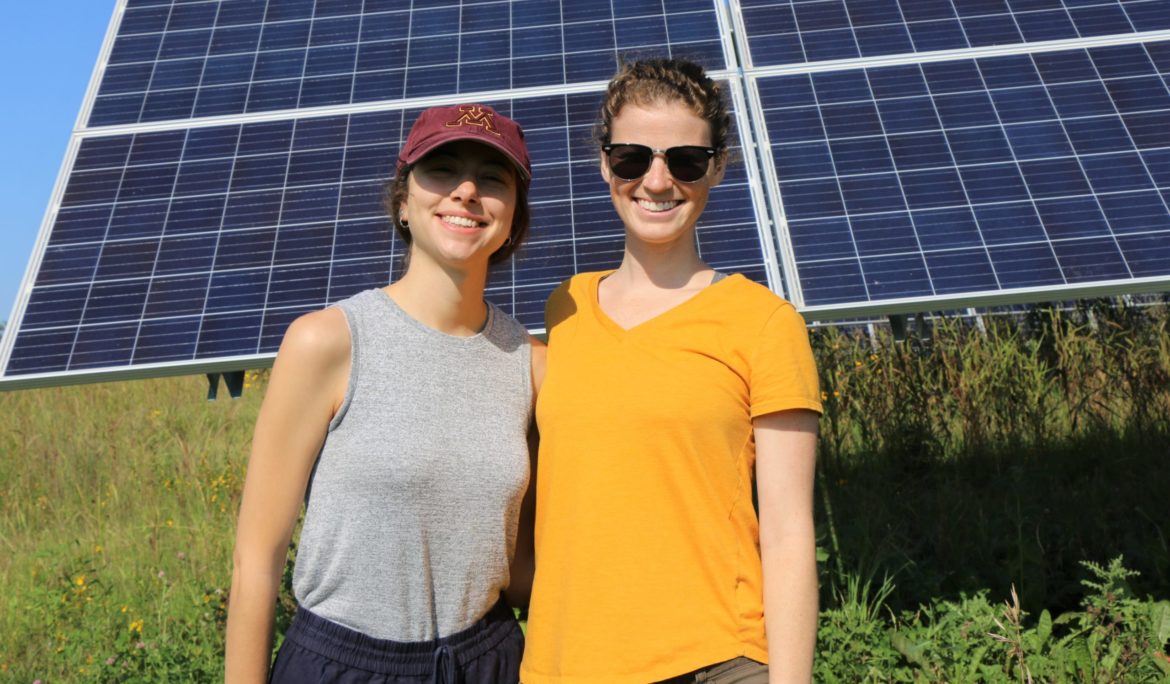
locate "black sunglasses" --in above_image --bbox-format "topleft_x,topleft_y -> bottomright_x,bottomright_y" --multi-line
602,143 -> 716,183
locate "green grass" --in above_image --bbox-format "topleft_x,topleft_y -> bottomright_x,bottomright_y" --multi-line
0,374 -> 259,681
1,301 -> 1167,681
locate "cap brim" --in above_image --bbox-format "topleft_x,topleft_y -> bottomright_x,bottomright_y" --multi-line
403,135 -> 530,181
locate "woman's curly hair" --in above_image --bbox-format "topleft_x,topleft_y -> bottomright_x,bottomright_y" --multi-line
595,58 -> 731,167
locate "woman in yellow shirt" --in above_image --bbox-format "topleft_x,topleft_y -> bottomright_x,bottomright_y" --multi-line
521,59 -> 823,683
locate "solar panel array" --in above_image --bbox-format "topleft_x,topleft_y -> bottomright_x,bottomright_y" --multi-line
3,0 -> 1169,389
755,42 -> 1170,309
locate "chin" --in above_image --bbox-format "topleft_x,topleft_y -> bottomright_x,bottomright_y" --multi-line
626,225 -> 694,246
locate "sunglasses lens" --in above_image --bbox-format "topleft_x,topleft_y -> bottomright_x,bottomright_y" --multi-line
665,147 -> 711,182
607,145 -> 652,180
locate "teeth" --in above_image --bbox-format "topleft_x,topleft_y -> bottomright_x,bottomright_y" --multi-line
637,199 -> 679,212
442,215 -> 481,228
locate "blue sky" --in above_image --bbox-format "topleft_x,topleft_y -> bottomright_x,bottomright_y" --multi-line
1,2 -> 114,325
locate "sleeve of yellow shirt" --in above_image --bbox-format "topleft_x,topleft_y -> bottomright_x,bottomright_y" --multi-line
749,303 -> 823,418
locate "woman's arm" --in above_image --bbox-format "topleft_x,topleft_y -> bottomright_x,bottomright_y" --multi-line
754,409 -> 820,684
505,337 -> 546,610
224,309 -> 351,684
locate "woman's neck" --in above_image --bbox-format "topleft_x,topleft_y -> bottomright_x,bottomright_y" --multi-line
611,235 -> 711,291
384,258 -> 490,336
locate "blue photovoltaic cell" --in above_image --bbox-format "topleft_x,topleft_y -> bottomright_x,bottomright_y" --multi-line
759,41 -> 1170,307
5,89 -> 768,377
739,0 -> 1170,67
89,0 -> 727,126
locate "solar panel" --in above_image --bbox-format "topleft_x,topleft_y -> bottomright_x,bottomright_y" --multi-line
735,0 -> 1170,68
92,0 -> 728,126
750,41 -> 1170,313
2,78 -> 775,385
4,0 -> 1170,389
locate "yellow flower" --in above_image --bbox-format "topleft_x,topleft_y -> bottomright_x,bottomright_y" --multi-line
129,618 -> 144,634
93,544 -> 103,554
820,391 -> 828,401
833,390 -> 840,398
165,519 -> 174,527
121,605 -> 129,613
74,575 -> 86,587
854,360 -> 862,367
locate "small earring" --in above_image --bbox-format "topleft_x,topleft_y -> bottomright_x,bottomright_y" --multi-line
399,216 -> 408,227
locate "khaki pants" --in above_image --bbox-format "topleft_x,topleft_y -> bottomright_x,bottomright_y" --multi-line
658,656 -> 769,684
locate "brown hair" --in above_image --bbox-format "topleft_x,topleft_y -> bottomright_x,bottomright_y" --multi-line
595,58 -> 731,167
382,162 -> 530,266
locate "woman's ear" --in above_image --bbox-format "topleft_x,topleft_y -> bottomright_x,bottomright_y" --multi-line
599,150 -> 612,184
710,155 -> 727,188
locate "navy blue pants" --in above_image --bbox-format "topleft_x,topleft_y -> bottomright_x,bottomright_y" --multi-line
269,599 -> 523,684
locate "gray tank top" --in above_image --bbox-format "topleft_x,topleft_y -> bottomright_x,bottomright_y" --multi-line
292,288 -> 532,641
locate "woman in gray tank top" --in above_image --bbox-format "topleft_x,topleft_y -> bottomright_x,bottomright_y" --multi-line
225,104 -> 545,684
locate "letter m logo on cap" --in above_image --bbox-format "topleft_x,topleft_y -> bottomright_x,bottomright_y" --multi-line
445,105 -> 502,137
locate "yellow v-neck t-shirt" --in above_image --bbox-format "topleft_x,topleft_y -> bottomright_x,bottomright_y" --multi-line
521,271 -> 822,683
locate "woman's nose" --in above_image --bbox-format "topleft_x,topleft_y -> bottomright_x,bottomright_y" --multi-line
641,155 -> 673,192
450,176 -> 480,202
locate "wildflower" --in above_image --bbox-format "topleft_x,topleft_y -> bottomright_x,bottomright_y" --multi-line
869,354 -> 879,362
129,618 -> 144,634
120,605 -> 128,613
832,390 -> 840,398
74,574 -> 86,587
135,642 -> 145,650
150,409 -> 161,417
820,391 -> 828,401
854,360 -> 862,368
157,570 -> 166,579
176,551 -> 187,560
106,656 -> 117,666
93,544 -> 103,554
165,519 -> 174,527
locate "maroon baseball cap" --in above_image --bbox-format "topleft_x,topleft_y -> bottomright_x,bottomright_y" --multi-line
396,104 -> 531,188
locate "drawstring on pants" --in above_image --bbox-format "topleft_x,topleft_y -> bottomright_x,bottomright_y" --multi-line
431,643 -> 460,684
